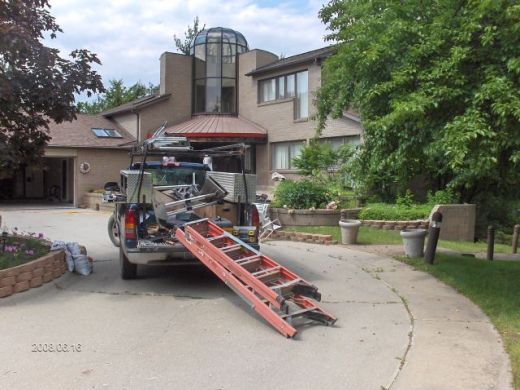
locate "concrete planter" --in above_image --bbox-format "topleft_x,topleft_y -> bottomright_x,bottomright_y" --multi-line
400,229 -> 427,258
83,193 -> 114,212
339,220 -> 362,244
269,208 -> 361,227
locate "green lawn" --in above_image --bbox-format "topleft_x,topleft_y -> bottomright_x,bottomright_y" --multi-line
285,226 -> 513,253
400,254 -> 520,389
0,236 -> 49,270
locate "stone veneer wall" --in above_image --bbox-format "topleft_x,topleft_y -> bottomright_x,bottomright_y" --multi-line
0,251 -> 67,298
429,204 -> 476,241
361,220 -> 430,230
269,208 -> 361,227
266,230 -> 337,245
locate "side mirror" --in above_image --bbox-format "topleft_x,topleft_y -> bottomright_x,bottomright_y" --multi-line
104,182 -> 120,192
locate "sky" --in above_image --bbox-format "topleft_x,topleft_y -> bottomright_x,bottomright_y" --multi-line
45,0 -> 330,100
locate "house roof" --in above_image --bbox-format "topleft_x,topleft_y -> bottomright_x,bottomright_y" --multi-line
245,45 -> 336,77
164,115 -> 267,139
101,93 -> 170,116
47,114 -> 135,149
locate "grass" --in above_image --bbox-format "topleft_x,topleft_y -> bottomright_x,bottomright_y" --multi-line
0,236 -> 50,270
400,254 -> 520,389
285,226 -> 513,253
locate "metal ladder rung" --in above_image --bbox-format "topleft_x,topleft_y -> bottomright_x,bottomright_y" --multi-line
252,266 -> 281,277
208,234 -> 226,241
221,244 -> 243,253
235,255 -> 260,265
281,307 -> 317,319
269,279 -> 301,291
252,266 -> 283,283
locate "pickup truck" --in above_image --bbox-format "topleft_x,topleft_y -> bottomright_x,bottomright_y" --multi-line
106,160 -> 260,279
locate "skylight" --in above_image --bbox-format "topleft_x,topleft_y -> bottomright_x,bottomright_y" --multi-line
91,128 -> 122,138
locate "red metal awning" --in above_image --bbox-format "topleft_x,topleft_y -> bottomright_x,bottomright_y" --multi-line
164,115 -> 267,140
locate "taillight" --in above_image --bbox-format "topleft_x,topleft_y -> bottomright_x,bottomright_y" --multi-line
125,208 -> 137,240
251,205 -> 260,227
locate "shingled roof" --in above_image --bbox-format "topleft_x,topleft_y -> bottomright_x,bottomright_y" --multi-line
101,93 -> 170,116
245,45 -> 336,77
47,114 -> 135,149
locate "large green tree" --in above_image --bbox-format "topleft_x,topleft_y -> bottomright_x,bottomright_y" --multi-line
77,79 -> 159,114
0,0 -> 104,168
317,0 -> 520,202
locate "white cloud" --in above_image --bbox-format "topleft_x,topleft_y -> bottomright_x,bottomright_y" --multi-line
45,0 -> 328,99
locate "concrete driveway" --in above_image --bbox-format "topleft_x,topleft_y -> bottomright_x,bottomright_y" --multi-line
0,207 -> 513,389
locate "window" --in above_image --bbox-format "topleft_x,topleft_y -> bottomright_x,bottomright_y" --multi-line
286,74 -> 295,97
295,70 -> 308,119
322,135 -> 361,150
277,76 -> 285,99
271,141 -> 304,170
91,128 -> 122,138
257,71 -> 308,119
259,78 -> 276,102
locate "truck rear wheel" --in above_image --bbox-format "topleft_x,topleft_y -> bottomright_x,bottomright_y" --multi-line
108,214 -> 120,247
120,246 -> 137,279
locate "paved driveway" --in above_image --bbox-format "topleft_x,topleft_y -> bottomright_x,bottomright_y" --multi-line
0,207 -> 512,389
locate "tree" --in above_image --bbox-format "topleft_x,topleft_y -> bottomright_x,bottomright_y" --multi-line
77,79 -> 159,114
0,0 -> 104,168
317,0 -> 520,203
174,16 -> 204,55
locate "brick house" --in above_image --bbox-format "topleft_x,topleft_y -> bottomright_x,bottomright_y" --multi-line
0,26 -> 362,206
104,27 -> 363,190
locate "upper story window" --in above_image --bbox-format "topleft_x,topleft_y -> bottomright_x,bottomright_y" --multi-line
91,128 -> 122,138
258,70 -> 308,119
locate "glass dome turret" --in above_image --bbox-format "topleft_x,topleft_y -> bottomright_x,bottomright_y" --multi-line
190,27 -> 249,114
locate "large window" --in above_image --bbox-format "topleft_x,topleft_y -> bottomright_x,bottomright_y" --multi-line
322,135 -> 361,150
271,141 -> 304,170
258,70 -> 308,119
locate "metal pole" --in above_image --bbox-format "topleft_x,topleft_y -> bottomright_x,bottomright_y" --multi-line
424,211 -> 442,265
512,225 -> 520,254
487,225 -> 495,261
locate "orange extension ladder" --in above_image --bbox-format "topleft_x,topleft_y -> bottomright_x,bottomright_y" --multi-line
175,219 -> 337,338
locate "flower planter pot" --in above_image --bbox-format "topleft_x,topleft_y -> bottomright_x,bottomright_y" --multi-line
339,220 -> 362,244
400,229 -> 427,258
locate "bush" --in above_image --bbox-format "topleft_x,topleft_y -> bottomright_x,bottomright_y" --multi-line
426,189 -> 459,205
359,203 -> 433,221
271,179 -> 331,209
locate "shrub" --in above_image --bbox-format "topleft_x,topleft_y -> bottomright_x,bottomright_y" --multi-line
359,203 -> 433,221
396,190 -> 414,208
271,179 -> 331,209
426,189 -> 459,205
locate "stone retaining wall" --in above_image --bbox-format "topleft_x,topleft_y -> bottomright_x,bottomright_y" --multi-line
0,251 -> 67,298
266,230 -> 338,245
361,219 -> 430,230
269,208 -> 361,227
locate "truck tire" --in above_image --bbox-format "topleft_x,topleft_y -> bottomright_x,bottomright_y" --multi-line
108,214 -> 120,247
120,246 -> 137,279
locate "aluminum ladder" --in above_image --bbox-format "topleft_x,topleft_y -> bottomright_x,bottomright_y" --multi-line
175,219 -> 336,338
